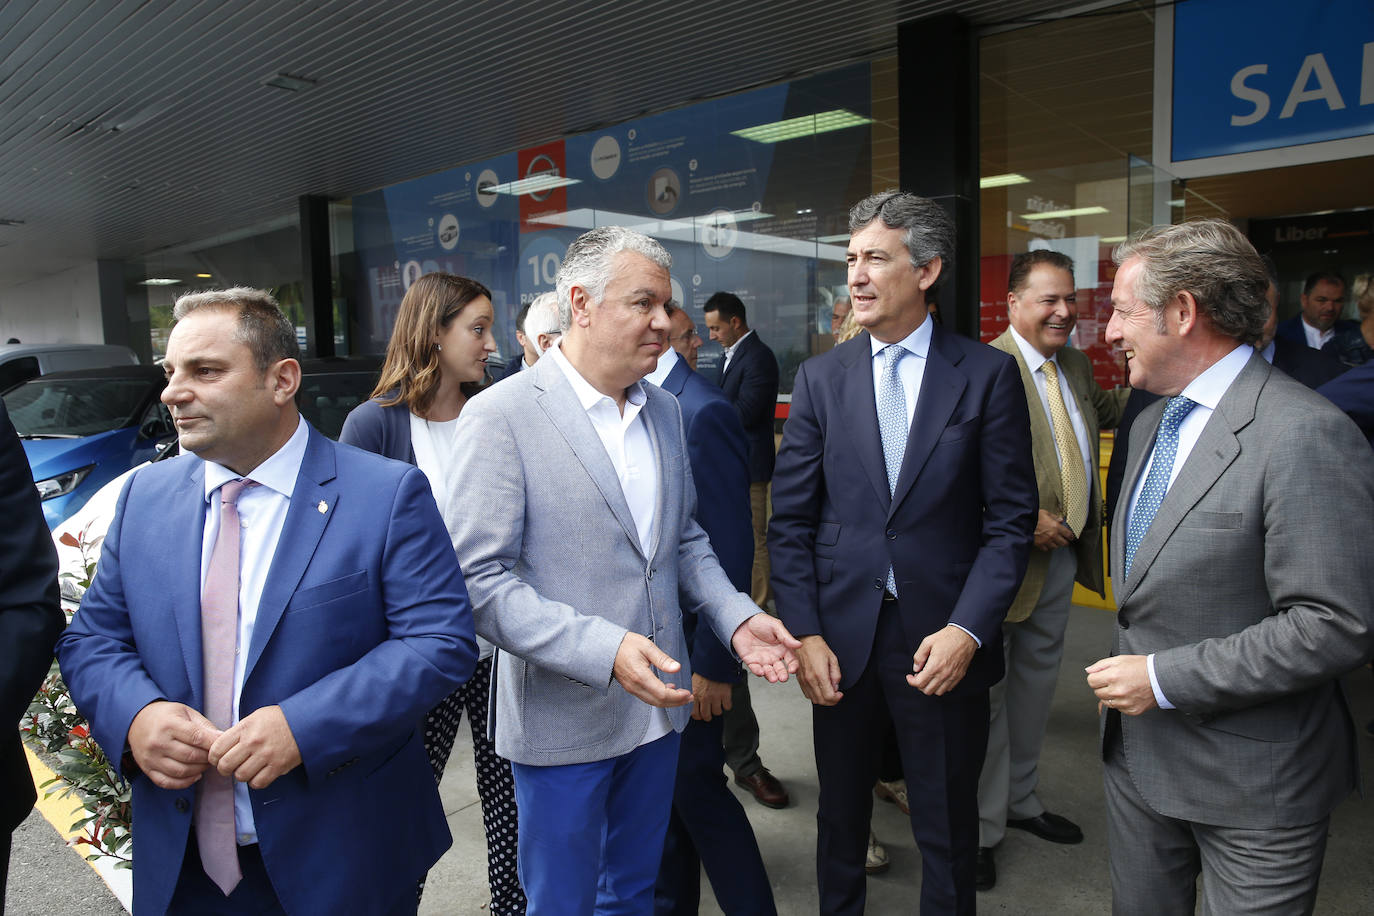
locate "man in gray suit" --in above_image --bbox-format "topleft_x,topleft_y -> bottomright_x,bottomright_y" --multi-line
1086,219 -> 1374,914
447,226 -> 799,916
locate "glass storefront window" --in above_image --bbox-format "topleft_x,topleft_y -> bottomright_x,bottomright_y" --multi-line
331,62 -> 888,396
126,219 -> 304,360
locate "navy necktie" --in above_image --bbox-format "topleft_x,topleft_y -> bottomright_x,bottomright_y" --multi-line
1123,396 -> 1197,581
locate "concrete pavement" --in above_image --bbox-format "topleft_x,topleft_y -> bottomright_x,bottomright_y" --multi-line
9,604 -> 1373,913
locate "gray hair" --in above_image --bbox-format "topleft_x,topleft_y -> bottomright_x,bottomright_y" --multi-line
525,291 -> 564,345
1112,219 -> 1268,345
555,226 -> 672,330
848,190 -> 955,295
172,287 -> 299,370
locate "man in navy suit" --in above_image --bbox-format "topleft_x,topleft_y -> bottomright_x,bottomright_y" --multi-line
1275,271 -> 1366,367
57,288 -> 477,916
0,400 -> 65,911
702,291 -> 788,809
649,304 -> 775,915
770,191 -> 1037,915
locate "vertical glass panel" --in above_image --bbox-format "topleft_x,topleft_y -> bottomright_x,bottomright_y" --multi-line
330,62 -> 887,397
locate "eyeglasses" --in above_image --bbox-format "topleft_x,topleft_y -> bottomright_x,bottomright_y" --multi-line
668,329 -> 701,343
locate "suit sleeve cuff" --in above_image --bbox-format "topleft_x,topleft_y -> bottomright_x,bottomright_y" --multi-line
949,623 -> 981,648
1147,653 -> 1174,709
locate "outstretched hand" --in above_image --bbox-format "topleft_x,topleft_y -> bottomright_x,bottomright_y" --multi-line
731,612 -> 802,683
613,632 -> 693,708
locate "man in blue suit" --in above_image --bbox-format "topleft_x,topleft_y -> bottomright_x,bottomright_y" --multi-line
770,191 -> 1037,915
57,288 -> 478,916
649,304 -> 775,915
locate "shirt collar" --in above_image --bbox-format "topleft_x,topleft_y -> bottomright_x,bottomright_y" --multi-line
644,346 -> 680,388
869,314 -> 932,361
1008,325 -> 1059,374
547,341 -> 648,412
1179,343 -> 1251,411
203,414 -> 307,502
724,329 -> 754,359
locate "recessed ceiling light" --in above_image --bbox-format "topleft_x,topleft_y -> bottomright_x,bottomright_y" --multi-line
139,278 -> 181,286
477,173 -> 581,196
731,110 -> 872,143
1099,236 -> 1127,244
0,217 -> 25,227
980,173 -> 1030,189
196,272 -> 212,278
1021,206 -> 1109,221
262,72 -> 318,92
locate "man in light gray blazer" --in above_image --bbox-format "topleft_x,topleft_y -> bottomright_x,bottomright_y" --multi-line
1086,219 -> 1374,915
447,226 -> 799,916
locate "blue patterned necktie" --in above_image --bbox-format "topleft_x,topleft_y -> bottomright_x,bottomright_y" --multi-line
1123,395 -> 1197,581
877,344 -> 908,595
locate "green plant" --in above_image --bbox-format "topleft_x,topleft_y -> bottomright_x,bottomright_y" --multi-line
21,523 -> 133,867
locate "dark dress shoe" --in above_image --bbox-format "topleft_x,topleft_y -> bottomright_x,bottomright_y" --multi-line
734,767 -> 789,809
976,847 -> 996,891
1006,811 -> 1083,845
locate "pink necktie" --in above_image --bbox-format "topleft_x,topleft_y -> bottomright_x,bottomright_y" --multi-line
196,478 -> 252,896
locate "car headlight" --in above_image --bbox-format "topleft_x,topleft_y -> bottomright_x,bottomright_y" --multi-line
35,465 -> 94,501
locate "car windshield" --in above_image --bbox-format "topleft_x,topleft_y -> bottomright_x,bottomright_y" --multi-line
3,377 -> 153,437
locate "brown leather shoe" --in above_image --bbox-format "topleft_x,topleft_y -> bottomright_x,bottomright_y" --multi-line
734,767 -> 789,809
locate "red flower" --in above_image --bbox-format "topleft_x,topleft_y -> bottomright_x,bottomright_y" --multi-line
69,724 -> 89,739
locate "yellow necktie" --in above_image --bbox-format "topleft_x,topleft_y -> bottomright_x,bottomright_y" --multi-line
1040,360 -> 1087,536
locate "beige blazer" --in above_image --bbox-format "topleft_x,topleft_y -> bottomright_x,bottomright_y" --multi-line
990,330 -> 1126,622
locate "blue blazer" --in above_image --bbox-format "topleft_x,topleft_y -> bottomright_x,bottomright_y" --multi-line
56,423 -> 477,916
338,393 -> 414,464
768,326 -> 1036,692
715,332 -> 780,483
1275,315 -> 1368,366
659,358 -> 753,684
1318,359 -> 1374,448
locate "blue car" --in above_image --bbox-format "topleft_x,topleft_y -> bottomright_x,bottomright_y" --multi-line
4,365 -> 174,530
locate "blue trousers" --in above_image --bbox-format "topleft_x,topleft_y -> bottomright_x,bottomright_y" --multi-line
513,730 -> 680,916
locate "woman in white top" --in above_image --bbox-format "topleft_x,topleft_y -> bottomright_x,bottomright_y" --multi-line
340,272 -> 525,915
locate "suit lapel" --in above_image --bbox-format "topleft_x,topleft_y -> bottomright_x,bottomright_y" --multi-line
661,359 -> 689,398
890,328 -> 965,517
1111,397 -> 1162,586
836,334 -> 893,510
1115,354 -> 1266,604
243,427 -> 338,683
169,460 -> 210,708
992,331 -> 1059,494
533,356 -> 646,558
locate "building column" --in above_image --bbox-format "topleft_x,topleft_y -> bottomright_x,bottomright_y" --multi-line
300,194 -> 334,357
898,13 -> 980,340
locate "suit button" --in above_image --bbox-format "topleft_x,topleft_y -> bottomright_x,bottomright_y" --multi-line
873,578 -> 883,589
886,529 -> 897,540
647,568 -> 655,580
175,798 -> 189,814
1118,616 -> 1129,629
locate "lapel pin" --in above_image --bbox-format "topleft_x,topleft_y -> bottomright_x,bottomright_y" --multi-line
317,500 -> 328,514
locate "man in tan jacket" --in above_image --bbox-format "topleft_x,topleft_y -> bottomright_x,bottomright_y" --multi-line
977,250 -> 1127,889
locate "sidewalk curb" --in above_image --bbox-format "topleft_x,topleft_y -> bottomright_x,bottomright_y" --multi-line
24,744 -> 133,912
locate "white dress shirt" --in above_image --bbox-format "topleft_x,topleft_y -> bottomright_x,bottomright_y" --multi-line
721,329 -> 754,377
868,316 -> 931,428
200,415 -> 308,844
1301,318 -> 1334,350
1008,327 -> 1094,493
644,346 -> 679,388
1130,343 -> 1251,709
546,344 -> 670,745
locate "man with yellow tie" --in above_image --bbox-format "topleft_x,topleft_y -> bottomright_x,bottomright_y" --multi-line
978,250 -> 1128,889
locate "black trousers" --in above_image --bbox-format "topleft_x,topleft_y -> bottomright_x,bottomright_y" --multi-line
812,600 -> 989,916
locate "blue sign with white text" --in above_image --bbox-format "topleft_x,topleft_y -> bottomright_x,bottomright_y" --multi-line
1172,0 -> 1374,161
